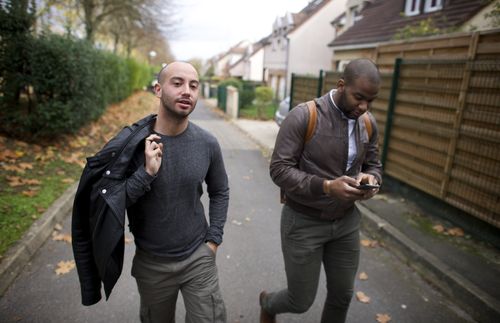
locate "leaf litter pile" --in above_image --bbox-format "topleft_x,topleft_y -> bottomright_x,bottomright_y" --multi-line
0,91 -> 157,259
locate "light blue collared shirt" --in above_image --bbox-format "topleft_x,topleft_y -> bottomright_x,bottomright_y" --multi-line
329,90 -> 357,171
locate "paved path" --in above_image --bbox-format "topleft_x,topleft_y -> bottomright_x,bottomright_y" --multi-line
0,101 -> 474,322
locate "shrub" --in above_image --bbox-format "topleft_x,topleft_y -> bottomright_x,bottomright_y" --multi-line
254,86 -> 274,119
239,81 -> 263,109
219,78 -> 243,90
0,32 -> 151,138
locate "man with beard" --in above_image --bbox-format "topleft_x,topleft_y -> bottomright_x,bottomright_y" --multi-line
259,59 -> 382,323
128,61 -> 229,322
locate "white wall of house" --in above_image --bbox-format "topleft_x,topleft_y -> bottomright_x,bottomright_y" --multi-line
244,48 -> 264,81
286,0 -> 347,96
263,14 -> 293,100
229,60 -> 245,78
214,55 -> 231,76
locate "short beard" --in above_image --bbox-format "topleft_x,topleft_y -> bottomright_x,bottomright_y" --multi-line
160,96 -> 193,120
338,92 -> 358,119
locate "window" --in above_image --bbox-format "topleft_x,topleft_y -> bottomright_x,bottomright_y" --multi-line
405,0 -> 421,16
405,0 -> 443,16
424,0 -> 442,13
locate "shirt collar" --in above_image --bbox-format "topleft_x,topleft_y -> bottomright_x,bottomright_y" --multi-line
329,89 -> 350,121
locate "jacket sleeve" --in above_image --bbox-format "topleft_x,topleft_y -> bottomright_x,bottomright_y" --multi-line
72,166 -> 103,306
204,139 -> 229,245
361,113 -> 383,184
269,105 -> 325,197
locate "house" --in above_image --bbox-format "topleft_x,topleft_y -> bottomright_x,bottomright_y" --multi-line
211,40 -> 252,78
263,0 -> 347,100
328,0 -> 496,71
228,37 -> 267,82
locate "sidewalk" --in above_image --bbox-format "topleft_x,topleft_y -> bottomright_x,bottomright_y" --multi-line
221,100 -> 500,323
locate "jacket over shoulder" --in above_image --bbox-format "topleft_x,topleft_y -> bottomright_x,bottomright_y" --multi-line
72,114 -> 156,306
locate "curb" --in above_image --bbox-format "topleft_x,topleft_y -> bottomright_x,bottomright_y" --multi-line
358,202 -> 500,323
0,182 -> 78,297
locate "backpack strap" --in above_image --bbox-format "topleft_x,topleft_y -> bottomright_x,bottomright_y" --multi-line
362,113 -> 373,140
280,100 -> 317,204
305,100 -> 317,143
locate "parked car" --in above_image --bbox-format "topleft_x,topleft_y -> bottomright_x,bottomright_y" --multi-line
274,96 -> 290,126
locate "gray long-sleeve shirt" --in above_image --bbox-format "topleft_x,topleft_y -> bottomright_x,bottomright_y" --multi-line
126,122 -> 229,260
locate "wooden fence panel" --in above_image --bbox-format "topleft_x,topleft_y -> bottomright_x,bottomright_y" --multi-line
291,76 -> 318,108
382,58 -> 500,228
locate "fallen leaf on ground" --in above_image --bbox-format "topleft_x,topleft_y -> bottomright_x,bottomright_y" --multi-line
61,178 -> 75,184
0,149 -> 19,161
19,162 -> 33,170
355,291 -> 371,303
52,233 -> 72,243
433,224 -> 445,233
24,179 -> 41,185
22,190 -> 38,197
361,239 -> 378,248
372,194 -> 388,201
2,164 -> 25,173
6,176 -> 23,187
376,313 -> 391,322
231,220 -> 242,226
242,176 -> 251,180
359,272 -> 368,280
447,227 -> 464,237
55,260 -> 75,275
54,223 -> 63,231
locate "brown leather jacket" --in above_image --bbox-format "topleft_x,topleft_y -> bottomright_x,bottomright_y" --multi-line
270,92 -> 382,220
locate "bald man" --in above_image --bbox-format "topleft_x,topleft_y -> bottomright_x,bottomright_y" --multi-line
260,59 -> 383,323
128,62 -> 229,322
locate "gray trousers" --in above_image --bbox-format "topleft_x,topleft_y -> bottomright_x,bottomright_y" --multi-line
131,243 -> 226,323
262,205 -> 361,323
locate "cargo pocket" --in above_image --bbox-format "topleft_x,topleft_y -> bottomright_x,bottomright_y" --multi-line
211,289 -> 226,323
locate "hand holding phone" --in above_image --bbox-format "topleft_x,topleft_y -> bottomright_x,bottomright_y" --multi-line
357,183 -> 380,190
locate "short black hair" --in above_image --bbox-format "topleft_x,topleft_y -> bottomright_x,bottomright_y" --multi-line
342,59 -> 380,86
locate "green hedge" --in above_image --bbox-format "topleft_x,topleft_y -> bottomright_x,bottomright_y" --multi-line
0,33 -> 152,138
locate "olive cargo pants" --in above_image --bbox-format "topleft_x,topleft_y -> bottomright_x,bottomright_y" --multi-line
261,204 -> 361,323
132,243 -> 226,323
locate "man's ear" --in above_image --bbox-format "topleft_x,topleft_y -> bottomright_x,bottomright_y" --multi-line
336,78 -> 345,92
154,82 -> 162,98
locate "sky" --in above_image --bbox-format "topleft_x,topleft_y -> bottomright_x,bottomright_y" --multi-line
167,0 -> 311,62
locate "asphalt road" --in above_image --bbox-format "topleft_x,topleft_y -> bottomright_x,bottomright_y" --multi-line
0,101 -> 475,323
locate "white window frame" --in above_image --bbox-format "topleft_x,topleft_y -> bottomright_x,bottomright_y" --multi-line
424,0 -> 443,13
405,0 -> 421,16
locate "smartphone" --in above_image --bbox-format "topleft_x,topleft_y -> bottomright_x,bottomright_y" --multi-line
357,183 -> 380,190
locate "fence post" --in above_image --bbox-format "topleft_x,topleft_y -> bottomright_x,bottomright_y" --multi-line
289,73 -> 295,111
381,58 -> 402,169
317,70 -> 324,98
225,85 -> 239,119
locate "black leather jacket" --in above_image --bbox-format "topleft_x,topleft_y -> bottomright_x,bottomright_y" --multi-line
72,114 -> 156,306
